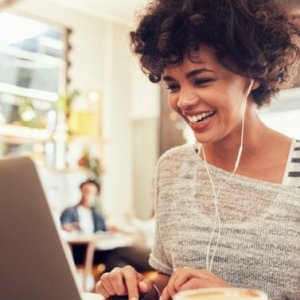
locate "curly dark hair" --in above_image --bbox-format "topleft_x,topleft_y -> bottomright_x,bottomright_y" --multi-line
80,179 -> 101,194
130,0 -> 300,106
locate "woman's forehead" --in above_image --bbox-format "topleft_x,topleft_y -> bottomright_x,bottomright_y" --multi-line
163,47 -> 219,75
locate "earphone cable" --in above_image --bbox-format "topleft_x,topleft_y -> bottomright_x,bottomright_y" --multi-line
202,80 -> 253,271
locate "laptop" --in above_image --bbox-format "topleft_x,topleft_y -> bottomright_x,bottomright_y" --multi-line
0,156 -> 103,300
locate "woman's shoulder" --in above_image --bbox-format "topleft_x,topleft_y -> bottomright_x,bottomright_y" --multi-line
157,143 -> 196,166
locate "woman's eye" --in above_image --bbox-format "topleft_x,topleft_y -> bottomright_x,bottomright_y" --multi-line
166,84 -> 180,92
194,78 -> 213,86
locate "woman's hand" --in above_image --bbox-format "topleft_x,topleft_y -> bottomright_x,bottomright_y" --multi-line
95,265 -> 154,299
160,267 -> 230,300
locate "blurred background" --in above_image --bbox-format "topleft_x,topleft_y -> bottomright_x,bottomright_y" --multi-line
0,0 -> 299,224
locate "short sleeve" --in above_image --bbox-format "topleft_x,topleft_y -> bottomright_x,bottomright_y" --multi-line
60,207 -> 76,225
149,221 -> 173,275
149,159 -> 173,275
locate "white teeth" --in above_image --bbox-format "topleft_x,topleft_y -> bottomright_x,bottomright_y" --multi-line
186,111 -> 215,123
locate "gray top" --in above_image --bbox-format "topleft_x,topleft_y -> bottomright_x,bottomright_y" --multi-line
149,140 -> 300,300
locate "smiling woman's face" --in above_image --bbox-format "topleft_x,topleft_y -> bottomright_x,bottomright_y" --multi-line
163,46 -> 256,145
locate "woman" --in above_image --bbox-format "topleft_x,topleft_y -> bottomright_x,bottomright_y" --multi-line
96,1 -> 300,299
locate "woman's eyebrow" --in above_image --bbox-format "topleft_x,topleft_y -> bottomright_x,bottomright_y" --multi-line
163,68 -> 214,82
162,75 -> 176,82
186,68 -> 214,79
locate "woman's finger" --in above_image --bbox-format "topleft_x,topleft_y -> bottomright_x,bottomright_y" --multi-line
160,285 -> 172,300
138,279 -> 153,294
122,266 -> 140,299
178,278 -> 206,291
109,268 -> 127,296
95,266 -> 143,299
99,272 -> 116,295
95,279 -> 110,298
172,268 -> 195,292
167,267 -> 198,296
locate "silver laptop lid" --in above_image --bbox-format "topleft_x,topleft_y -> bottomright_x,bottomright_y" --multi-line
0,156 -> 82,300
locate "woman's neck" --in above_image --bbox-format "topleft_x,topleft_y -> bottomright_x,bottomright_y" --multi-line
200,107 -> 292,183
202,108 -> 278,172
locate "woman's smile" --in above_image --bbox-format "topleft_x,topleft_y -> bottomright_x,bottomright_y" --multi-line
184,110 -> 217,132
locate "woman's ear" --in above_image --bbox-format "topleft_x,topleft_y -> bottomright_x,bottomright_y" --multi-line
251,80 -> 260,90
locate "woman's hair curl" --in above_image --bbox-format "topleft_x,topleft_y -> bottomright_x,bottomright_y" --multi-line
130,0 -> 300,106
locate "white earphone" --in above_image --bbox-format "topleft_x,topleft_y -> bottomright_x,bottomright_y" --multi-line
234,79 -> 254,169
202,79 -> 254,271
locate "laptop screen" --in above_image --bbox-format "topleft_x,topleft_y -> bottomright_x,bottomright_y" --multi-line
0,157 -> 82,300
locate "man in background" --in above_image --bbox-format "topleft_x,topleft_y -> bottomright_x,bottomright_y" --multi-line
60,179 -> 108,268
60,178 -> 153,275
60,179 -> 106,234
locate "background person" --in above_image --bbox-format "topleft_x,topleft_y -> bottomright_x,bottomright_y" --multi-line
60,179 -> 153,275
60,179 -> 107,266
60,179 -> 105,234
95,0 -> 300,299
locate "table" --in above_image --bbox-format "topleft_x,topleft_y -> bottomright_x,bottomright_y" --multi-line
66,235 -> 97,291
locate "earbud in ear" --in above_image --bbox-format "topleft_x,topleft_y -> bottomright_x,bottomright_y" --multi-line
246,79 -> 254,96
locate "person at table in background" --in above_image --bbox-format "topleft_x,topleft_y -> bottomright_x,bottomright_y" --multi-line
60,179 -> 154,274
95,1 -> 300,300
60,179 -> 110,268
60,179 -> 106,234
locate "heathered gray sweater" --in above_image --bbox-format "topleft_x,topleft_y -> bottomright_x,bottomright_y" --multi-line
150,141 -> 300,300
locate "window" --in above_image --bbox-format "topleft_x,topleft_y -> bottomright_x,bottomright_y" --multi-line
0,12 -> 68,162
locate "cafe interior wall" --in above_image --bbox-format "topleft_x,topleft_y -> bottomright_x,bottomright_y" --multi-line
10,0 -> 160,222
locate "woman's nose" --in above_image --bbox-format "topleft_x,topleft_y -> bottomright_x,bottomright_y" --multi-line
177,90 -> 199,110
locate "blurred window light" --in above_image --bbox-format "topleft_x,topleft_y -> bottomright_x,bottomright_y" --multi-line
0,13 -> 47,47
